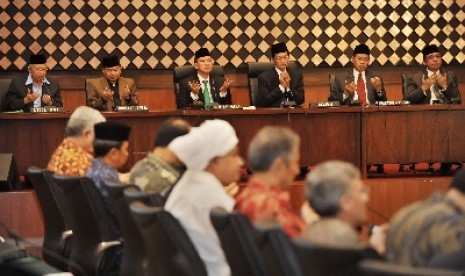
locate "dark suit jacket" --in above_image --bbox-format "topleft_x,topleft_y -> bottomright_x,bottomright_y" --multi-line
328,69 -> 387,105
255,67 -> 304,107
86,77 -> 139,111
406,69 -> 460,104
5,75 -> 62,112
177,74 -> 232,108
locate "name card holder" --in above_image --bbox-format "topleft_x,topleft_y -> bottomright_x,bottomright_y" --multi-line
374,101 -> 410,106
115,106 -> 149,112
30,106 -> 64,113
309,101 -> 341,108
210,105 -> 244,110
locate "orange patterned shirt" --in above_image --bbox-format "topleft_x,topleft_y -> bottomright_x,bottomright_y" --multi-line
48,138 -> 93,176
235,181 -> 307,238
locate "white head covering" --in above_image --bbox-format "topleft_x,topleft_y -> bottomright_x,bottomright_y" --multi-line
168,119 -> 238,171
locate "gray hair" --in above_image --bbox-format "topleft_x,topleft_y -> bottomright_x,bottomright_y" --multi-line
65,106 -> 106,137
248,126 -> 300,172
305,160 -> 360,217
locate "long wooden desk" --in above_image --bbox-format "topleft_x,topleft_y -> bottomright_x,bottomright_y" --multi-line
362,105 -> 465,175
2,105 -> 465,179
0,108 -> 361,176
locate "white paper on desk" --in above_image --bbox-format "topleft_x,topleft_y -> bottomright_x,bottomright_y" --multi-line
242,106 -> 256,110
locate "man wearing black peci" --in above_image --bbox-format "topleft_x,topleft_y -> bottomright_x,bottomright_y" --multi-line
5,54 -> 63,112
86,55 -> 139,111
328,43 -> 387,106
405,44 -> 460,105
255,42 -> 305,107
176,48 -> 232,108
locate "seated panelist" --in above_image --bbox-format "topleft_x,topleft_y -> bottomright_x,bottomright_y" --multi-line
86,55 -> 139,111
177,48 -> 232,108
5,54 -> 63,112
328,43 -> 387,106
406,44 -> 460,105
255,42 -> 305,107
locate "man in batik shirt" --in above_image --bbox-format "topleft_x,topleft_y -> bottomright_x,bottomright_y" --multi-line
48,106 -> 106,176
235,126 -> 307,238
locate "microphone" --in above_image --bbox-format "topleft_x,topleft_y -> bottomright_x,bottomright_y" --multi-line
447,72 -> 461,104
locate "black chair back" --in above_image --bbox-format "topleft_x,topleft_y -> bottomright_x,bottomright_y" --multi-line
256,227 -> 303,276
27,168 -> 72,271
359,259 -> 463,276
292,239 -> 381,276
247,62 -> 275,105
130,201 -> 208,276
51,175 -> 121,276
173,65 -> 225,95
0,78 -> 12,112
210,209 -> 268,276
103,181 -> 149,276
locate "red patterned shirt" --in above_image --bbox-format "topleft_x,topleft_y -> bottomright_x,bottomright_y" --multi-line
235,181 -> 307,238
48,138 -> 93,176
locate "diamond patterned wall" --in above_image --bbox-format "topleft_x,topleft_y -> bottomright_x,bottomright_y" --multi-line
0,0 -> 464,70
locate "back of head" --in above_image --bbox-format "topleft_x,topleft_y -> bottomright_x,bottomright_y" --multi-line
248,126 -> 299,172
305,160 -> 360,217
154,118 -> 191,147
65,106 -> 106,137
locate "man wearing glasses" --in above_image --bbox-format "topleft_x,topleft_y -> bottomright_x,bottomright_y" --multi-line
86,55 -> 139,111
255,42 -> 305,107
405,44 -> 460,105
5,54 -> 63,112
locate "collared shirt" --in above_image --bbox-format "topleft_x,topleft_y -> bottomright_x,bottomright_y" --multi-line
275,67 -> 291,94
25,74 -> 50,107
353,69 -> 367,102
165,170 -> 234,276
426,69 -> 441,104
191,74 -> 227,101
235,181 -> 307,238
129,151 -> 184,195
47,138 -> 93,176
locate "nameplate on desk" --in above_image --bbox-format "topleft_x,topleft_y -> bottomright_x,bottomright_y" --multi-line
375,100 -> 410,106
115,106 -> 149,112
30,106 -> 64,113
210,104 -> 244,110
309,101 -> 341,108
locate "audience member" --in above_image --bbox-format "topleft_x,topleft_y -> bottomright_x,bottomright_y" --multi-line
5,54 -> 63,112
405,44 -> 460,105
302,160 -> 387,255
86,55 -> 139,111
177,48 -> 232,108
255,42 -> 304,107
165,119 -> 244,276
328,43 -> 387,105
235,126 -> 307,238
129,118 -> 191,194
48,106 -> 106,176
86,121 -> 131,268
386,169 -> 465,268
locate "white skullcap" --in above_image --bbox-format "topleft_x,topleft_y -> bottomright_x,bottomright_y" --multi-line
169,119 -> 238,171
